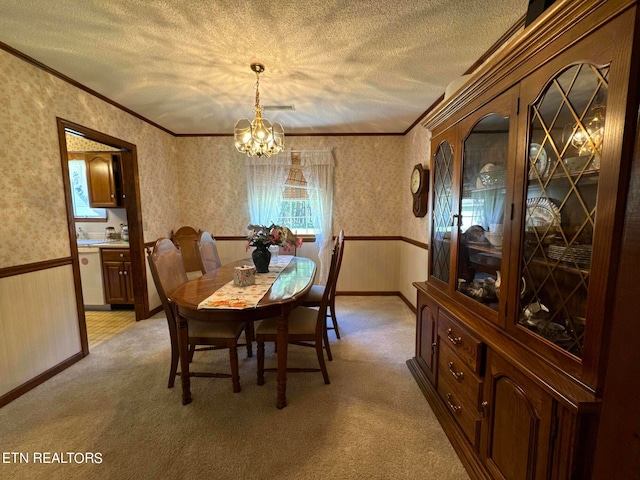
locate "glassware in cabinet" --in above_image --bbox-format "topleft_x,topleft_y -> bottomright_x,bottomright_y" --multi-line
518,63 -> 608,358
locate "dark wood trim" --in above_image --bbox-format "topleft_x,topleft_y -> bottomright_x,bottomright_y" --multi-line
0,352 -> 84,408
1,10 -> 523,141
404,14 -> 527,135
57,119 -> 151,326
407,358 -> 493,480
401,237 -> 429,250
344,235 -> 403,241
0,42 -> 173,136
174,132 -> 405,137
212,235 -> 317,243
336,291 -> 400,296
207,235 -> 426,245
422,0 -> 630,131
148,304 -> 164,318
0,257 -> 72,279
463,14 -> 527,76
398,291 -> 417,314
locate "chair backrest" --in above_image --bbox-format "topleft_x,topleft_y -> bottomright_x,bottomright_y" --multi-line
171,226 -> 204,274
327,230 -> 345,299
147,238 -> 189,338
197,231 -> 222,273
315,236 -> 343,336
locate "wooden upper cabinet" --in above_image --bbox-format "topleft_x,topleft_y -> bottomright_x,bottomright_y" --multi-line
505,11 -> 634,387
86,152 -> 121,208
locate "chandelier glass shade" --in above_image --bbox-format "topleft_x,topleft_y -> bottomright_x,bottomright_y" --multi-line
234,63 -> 285,158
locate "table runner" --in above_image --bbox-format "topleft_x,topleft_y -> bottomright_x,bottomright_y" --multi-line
197,256 -> 293,309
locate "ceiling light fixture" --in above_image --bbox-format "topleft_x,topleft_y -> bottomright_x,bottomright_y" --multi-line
234,63 -> 285,157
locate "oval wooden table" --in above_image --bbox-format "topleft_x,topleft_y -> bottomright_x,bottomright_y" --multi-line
169,256 -> 316,409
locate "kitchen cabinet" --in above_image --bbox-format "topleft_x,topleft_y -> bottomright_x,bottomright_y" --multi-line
101,248 -> 134,304
408,1 -> 639,478
85,152 -> 123,208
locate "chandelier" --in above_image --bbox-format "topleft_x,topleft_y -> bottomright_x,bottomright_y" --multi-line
234,63 -> 285,157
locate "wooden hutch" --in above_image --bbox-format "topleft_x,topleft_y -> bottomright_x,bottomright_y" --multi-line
408,0 -> 640,478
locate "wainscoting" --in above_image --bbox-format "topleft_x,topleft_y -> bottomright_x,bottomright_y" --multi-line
0,264 -> 81,399
1,236 -> 427,406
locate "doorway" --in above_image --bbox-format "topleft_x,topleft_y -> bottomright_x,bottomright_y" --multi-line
57,118 -> 150,356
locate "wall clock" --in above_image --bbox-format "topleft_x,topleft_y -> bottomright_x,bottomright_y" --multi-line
410,163 -> 429,217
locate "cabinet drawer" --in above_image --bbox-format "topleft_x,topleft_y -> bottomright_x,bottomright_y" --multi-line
437,369 -> 482,447
438,341 -> 483,410
438,311 -> 483,374
101,249 -> 130,262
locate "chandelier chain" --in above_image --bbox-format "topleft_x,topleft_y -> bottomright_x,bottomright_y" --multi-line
234,63 -> 285,158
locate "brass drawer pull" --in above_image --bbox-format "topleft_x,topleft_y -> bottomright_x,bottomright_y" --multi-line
446,328 -> 462,346
446,393 -> 461,415
448,361 -> 464,381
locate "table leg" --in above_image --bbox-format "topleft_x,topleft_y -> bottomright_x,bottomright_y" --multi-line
177,313 -> 192,405
276,311 -> 289,409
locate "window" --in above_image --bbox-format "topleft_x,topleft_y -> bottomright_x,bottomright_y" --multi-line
68,159 -> 107,220
278,155 -> 313,233
246,149 -> 335,283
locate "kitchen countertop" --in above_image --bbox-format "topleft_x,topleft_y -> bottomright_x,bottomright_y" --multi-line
77,240 -> 130,248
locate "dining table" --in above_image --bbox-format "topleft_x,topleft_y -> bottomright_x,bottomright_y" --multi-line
169,256 -> 316,409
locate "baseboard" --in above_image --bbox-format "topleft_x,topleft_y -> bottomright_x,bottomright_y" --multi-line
147,304 -> 163,318
336,291 -> 416,313
0,352 -> 84,408
406,358 -> 491,480
337,291 -> 400,296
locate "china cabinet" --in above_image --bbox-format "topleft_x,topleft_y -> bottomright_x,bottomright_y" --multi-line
408,1 -> 640,478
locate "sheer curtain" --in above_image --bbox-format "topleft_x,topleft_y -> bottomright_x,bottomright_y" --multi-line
245,152 -> 291,226
300,149 -> 335,285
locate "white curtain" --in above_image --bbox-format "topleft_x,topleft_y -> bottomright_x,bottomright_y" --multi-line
245,152 -> 292,226
301,149 -> 335,285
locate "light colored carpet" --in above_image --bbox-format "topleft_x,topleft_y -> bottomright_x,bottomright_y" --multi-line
0,297 -> 469,480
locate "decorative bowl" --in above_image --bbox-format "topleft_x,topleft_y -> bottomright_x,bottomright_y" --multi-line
563,155 -> 591,173
486,232 -> 503,248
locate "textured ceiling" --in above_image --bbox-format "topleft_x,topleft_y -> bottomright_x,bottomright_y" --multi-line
0,0 -> 528,135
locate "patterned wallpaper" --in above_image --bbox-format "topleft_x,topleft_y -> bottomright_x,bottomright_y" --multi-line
177,135 -> 406,237
0,47 -> 429,269
0,49 -> 179,268
402,125 -> 431,245
65,134 -> 119,152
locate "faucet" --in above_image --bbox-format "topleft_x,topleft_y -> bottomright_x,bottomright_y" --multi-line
77,227 -> 87,239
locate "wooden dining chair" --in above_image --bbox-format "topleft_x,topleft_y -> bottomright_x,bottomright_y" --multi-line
147,238 -> 246,393
301,230 -> 345,339
197,231 -> 222,273
255,235 -> 342,386
171,226 -> 203,280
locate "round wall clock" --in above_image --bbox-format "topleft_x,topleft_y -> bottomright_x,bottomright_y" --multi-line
411,164 -> 429,217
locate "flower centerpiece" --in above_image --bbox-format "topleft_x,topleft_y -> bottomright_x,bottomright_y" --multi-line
246,223 -> 303,272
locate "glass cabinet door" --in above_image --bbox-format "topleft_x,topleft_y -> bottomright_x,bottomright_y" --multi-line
456,113 -> 510,310
431,140 -> 455,285
518,63 -> 608,358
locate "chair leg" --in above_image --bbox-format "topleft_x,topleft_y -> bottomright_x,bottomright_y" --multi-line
257,337 -> 265,386
168,341 -> 179,388
329,299 -> 340,339
315,340 -> 330,385
189,343 -> 196,362
229,342 -> 241,393
245,322 -> 254,358
323,326 -> 333,362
